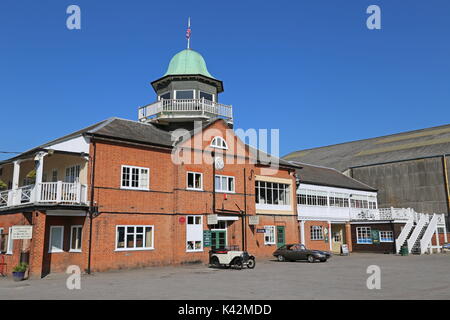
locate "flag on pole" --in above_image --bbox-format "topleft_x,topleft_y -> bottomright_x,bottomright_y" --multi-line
186,17 -> 191,49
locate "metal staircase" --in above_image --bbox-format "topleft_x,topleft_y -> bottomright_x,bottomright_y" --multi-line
397,213 -> 445,255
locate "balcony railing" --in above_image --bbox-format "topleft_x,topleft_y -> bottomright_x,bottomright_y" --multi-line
138,98 -> 233,122
0,182 -> 88,209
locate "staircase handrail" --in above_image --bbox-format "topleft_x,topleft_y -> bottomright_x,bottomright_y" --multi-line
419,214 -> 439,254
407,214 -> 428,253
395,217 -> 414,254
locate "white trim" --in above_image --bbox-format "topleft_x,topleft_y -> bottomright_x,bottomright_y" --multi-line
49,226 -> 64,253
217,216 -> 239,221
186,171 -> 203,191
174,89 -> 195,100
69,225 -> 83,252
215,174 -> 235,193
210,136 -> 228,150
120,165 -> 150,191
264,225 -> 276,245
186,215 -> 203,253
6,227 -> 13,255
115,225 -> 154,251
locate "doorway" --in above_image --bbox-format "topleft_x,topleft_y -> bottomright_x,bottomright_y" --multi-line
211,231 -> 226,250
276,226 -> 285,248
331,224 -> 345,253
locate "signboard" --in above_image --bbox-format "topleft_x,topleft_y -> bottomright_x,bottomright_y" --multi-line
248,216 -> 259,225
203,230 -> 212,247
179,217 -> 186,224
340,244 -> 349,256
256,228 -> 266,234
371,229 -> 380,245
11,226 -> 33,240
207,214 -> 218,225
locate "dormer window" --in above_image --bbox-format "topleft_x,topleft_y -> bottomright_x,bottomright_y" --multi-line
175,90 -> 194,100
211,136 -> 228,150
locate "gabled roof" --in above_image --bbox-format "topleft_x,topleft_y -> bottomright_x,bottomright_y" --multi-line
1,117 -> 298,170
283,123 -> 450,171
292,161 -> 377,192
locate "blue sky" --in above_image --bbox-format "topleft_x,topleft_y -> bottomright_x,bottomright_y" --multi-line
1,0 -> 449,160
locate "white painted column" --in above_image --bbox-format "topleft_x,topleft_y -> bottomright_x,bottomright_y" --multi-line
328,221 -> 332,251
435,228 -> 440,253
300,221 -> 305,245
444,221 -> 448,243
10,160 -> 21,205
34,152 -> 47,202
12,161 -> 21,190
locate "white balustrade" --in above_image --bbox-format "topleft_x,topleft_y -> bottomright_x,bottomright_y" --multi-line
0,182 -> 88,208
138,99 -> 233,122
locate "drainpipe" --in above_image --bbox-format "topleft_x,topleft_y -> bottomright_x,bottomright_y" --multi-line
87,139 -> 97,275
212,151 -> 216,214
242,168 -> 247,251
442,155 -> 450,227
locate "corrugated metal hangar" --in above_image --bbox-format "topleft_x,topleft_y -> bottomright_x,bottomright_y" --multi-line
284,124 -> 450,225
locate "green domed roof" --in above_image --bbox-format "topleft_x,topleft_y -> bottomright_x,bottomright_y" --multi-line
164,49 -> 215,79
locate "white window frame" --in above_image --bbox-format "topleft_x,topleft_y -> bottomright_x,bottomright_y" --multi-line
174,90 -> 195,100
120,165 -> 150,191
115,225 -> 154,251
199,91 -> 215,102
69,225 -> 83,252
264,226 -> 276,245
310,225 -> 324,241
186,172 -> 203,191
65,165 -> 81,183
210,136 -> 228,150
49,226 -> 64,253
215,174 -> 235,193
186,215 -> 203,252
356,227 -> 373,244
379,230 -> 394,243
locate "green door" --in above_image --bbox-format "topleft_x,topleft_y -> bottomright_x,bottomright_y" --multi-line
211,231 -> 226,250
276,226 -> 285,248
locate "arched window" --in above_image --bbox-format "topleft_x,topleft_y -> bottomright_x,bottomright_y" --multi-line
210,136 -> 228,150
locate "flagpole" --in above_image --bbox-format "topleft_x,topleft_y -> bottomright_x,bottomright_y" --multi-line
187,17 -> 191,49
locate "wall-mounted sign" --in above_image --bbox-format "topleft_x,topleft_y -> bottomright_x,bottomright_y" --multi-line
203,230 -> 212,247
11,226 -> 33,240
207,214 -> 218,225
179,217 -> 186,224
248,216 -> 259,225
256,228 -> 266,234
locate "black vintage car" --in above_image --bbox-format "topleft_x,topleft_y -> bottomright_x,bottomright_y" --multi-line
273,244 -> 332,263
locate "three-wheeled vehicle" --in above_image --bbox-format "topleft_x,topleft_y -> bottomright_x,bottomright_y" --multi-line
209,246 -> 256,270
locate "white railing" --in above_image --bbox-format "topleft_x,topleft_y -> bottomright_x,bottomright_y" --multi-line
395,217 -> 414,254
407,214 -> 428,253
419,214 -> 439,254
350,207 -> 415,221
138,98 -> 233,122
0,182 -> 88,208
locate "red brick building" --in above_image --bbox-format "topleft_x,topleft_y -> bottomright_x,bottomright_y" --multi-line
0,48 -> 300,277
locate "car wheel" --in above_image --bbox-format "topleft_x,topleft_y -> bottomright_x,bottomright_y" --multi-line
210,256 -> 220,268
247,257 -> 256,269
232,257 -> 243,270
277,255 -> 285,262
307,255 -> 315,263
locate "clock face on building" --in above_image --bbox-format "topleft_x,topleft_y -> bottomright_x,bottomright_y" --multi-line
214,157 -> 224,170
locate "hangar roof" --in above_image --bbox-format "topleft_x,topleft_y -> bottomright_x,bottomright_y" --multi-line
283,124 -> 450,171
